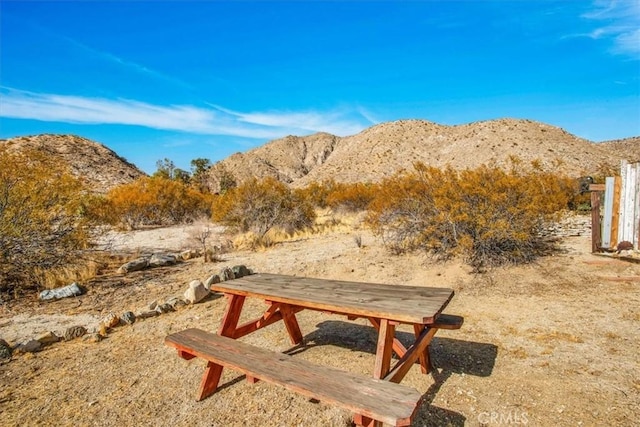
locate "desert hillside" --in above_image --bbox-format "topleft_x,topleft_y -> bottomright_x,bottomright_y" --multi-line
208,118 -> 636,188
0,134 -> 145,193
599,136 -> 640,164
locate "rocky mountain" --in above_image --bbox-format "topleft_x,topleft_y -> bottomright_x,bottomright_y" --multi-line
208,118 -> 636,189
0,134 -> 145,193
598,136 -> 640,165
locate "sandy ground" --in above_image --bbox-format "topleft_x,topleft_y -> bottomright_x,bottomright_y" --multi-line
1,221 -> 639,426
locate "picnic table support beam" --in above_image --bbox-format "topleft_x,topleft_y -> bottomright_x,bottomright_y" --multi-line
231,303 -> 304,339
414,325 -> 430,374
194,294 -> 247,401
374,318 -> 395,380
280,304 -> 304,344
384,327 -> 438,383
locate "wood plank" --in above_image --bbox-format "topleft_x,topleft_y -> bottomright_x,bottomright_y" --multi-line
232,304 -> 304,339
209,273 -> 454,325
611,176 -> 622,248
634,163 -> 640,249
166,329 -> 421,427
623,164 -> 637,242
373,319 -> 395,380
591,190 -> 602,253
618,160 -> 628,243
384,327 -> 438,383
432,314 -> 464,330
602,177 -> 615,248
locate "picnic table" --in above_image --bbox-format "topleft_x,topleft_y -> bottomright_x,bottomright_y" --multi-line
166,273 -> 462,427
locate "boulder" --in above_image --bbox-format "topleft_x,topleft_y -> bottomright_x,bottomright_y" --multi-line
120,311 -> 136,325
63,325 -> 87,341
231,265 -> 250,279
220,267 -> 235,281
149,253 -> 178,268
36,331 -> 60,346
204,274 -> 221,289
166,297 -> 186,310
101,312 -> 120,329
137,310 -> 159,319
0,339 -> 12,359
38,283 -> 84,301
155,303 -> 174,314
117,257 -> 149,274
184,280 -> 209,304
17,340 -> 42,353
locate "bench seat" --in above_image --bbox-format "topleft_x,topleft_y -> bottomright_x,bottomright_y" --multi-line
165,328 -> 422,427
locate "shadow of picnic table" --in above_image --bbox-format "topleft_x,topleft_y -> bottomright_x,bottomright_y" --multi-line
285,320 -> 498,427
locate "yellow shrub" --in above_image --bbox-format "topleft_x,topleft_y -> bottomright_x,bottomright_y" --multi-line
0,147 -> 93,295
367,162 -> 573,270
104,176 -> 211,229
212,177 -> 315,240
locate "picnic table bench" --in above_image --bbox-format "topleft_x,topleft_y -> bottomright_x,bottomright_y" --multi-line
165,273 -> 462,427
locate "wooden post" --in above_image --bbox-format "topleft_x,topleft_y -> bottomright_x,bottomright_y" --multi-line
590,184 -> 604,253
611,176 -> 622,248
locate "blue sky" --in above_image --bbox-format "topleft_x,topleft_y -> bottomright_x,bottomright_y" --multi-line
1,1 -> 639,174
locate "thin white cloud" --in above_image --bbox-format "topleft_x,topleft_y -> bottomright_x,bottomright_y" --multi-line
0,88 -> 370,139
28,19 -> 194,90
582,0 -> 640,57
209,104 -> 369,136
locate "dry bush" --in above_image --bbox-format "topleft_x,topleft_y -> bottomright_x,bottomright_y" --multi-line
212,177 -> 315,243
0,147 -> 97,295
325,182 -> 378,212
367,162 -> 573,270
294,180 -> 340,208
101,176 -> 212,229
297,180 -> 378,212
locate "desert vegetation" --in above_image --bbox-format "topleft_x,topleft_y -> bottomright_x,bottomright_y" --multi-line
0,148 -> 591,298
0,147 -> 97,296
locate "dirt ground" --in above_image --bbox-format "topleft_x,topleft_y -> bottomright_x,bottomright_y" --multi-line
1,220 -> 639,426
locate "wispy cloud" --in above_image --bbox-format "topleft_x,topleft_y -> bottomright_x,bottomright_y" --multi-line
0,88 -> 372,139
29,21 -> 195,90
581,0 -> 640,57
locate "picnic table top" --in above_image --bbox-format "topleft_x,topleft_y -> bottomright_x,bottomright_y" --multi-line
209,273 -> 454,325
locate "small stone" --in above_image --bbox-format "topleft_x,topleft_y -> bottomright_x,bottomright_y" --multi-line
38,282 -> 84,301
220,267 -> 235,281
36,331 -> 60,346
231,265 -> 250,279
101,312 -> 120,329
166,297 -> 186,310
0,339 -> 12,359
204,274 -> 221,289
120,311 -> 136,325
179,250 -> 199,260
117,257 -> 149,274
137,310 -> 159,319
63,325 -> 87,341
184,280 -> 209,304
83,333 -> 104,343
155,303 -> 174,314
17,340 -> 42,353
148,253 -> 178,268
148,300 -> 158,310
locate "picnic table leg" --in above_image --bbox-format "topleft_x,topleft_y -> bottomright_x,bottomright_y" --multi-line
374,318 -> 396,380
414,324 -> 430,374
196,294 -> 246,400
279,304 -> 304,345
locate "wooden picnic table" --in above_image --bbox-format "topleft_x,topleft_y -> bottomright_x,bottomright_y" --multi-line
167,273 -> 460,427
